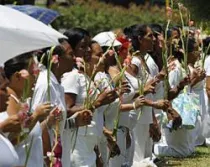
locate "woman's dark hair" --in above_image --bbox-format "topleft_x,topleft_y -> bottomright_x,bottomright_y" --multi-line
150,23 -> 163,38
38,45 -> 65,68
203,37 -> 210,55
123,24 -> 137,39
172,37 -> 196,62
124,24 -> 148,51
63,28 -> 90,50
4,52 -> 33,79
91,40 -> 98,45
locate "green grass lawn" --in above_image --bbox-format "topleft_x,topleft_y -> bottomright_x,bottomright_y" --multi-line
157,147 -> 210,167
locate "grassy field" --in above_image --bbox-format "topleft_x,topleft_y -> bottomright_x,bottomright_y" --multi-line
156,147 -> 210,167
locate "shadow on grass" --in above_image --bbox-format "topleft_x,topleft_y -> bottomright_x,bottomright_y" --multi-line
156,146 -> 210,167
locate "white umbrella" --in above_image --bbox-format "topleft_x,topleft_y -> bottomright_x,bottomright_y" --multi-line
0,5 -> 66,65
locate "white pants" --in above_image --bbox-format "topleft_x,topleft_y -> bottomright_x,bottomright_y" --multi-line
133,124 -> 151,165
109,128 -> 127,167
71,135 -> 98,167
154,128 -> 195,157
0,134 -> 19,167
98,135 -> 108,167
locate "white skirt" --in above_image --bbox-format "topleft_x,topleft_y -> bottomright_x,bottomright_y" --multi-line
0,134 -> 19,167
71,135 -> 98,167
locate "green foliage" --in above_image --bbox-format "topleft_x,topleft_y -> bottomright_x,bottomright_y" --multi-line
180,0 -> 210,33
52,0 -> 168,35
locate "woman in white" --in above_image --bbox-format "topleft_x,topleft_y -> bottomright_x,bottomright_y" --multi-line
201,37 -> 210,145
123,24 -> 168,166
0,67 -> 19,167
2,53 -> 55,167
32,43 -> 92,167
0,71 -> 20,166
62,28 -> 118,167
154,37 -> 202,157
0,134 -> 19,167
90,40 -> 121,166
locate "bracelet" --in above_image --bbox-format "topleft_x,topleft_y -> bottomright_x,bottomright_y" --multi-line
133,102 -> 137,111
67,117 -> 77,129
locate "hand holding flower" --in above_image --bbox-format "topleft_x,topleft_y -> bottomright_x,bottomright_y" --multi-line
115,81 -> 131,96
0,114 -> 21,133
75,109 -> 92,127
152,99 -> 170,110
134,95 -> 146,108
34,102 -> 52,121
94,89 -> 118,107
46,107 -> 63,128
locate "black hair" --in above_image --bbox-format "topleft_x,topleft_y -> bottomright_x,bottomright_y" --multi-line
124,24 -> 148,51
203,37 -> 210,55
150,23 -> 163,38
172,26 -> 181,37
58,38 -> 69,44
38,45 -> 65,68
172,37 -> 196,62
63,28 -> 90,50
4,52 -> 33,79
123,24 -> 137,39
91,40 -> 99,45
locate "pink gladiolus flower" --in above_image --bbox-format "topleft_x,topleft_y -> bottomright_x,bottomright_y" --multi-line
53,108 -> 61,117
76,62 -> 84,69
31,63 -> 40,76
189,21 -> 194,27
166,6 -> 172,17
75,57 -> 84,63
108,50 -> 115,56
195,29 -> 201,36
21,102 -> 29,113
51,55 -> 59,64
123,55 -> 132,66
53,158 -> 62,167
53,136 -> 62,158
23,116 -> 32,128
123,58 -> 131,66
88,89 -> 93,95
18,111 -> 28,122
19,69 -> 30,79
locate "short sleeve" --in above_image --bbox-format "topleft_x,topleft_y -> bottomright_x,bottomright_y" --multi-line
131,57 -> 143,77
204,56 -> 210,76
169,67 -> 182,88
61,71 -> 79,95
32,83 -> 48,111
94,72 -> 111,91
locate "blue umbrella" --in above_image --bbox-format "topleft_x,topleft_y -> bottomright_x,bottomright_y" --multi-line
6,5 -> 60,25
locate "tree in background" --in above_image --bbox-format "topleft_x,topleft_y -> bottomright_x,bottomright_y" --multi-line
181,0 -> 210,23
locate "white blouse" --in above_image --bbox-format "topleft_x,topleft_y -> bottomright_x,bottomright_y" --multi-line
32,69 -> 69,167
94,71 -> 119,131
0,134 -> 19,167
61,68 -> 102,137
0,108 -> 42,167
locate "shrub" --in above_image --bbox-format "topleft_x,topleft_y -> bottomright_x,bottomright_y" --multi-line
52,0 -> 169,35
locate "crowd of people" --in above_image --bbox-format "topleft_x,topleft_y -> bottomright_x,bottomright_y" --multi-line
0,23 -> 210,167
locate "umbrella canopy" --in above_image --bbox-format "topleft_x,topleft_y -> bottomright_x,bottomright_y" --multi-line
7,5 -> 60,25
0,5 -> 66,65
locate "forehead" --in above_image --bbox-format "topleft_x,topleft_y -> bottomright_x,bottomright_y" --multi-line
61,41 -> 72,50
91,43 -> 102,52
146,26 -> 152,33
